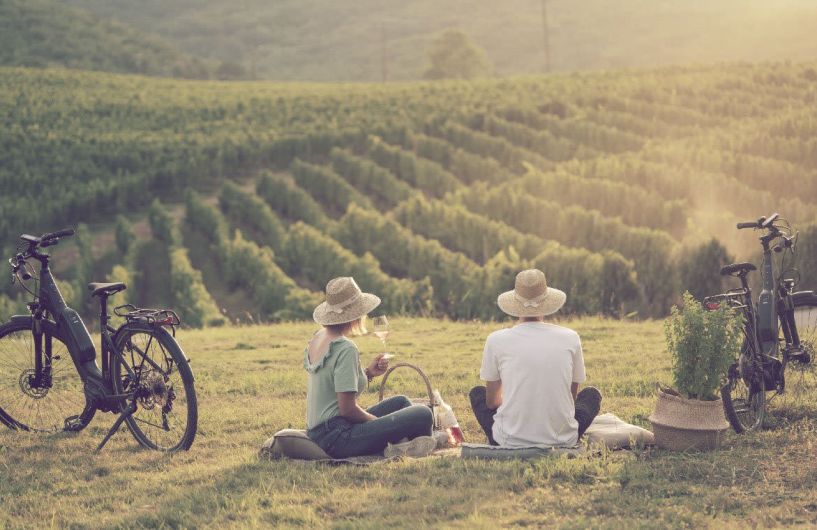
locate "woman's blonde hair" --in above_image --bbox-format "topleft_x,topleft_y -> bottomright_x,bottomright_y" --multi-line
325,316 -> 367,336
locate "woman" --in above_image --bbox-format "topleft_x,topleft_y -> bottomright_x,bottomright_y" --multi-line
305,276 -> 435,458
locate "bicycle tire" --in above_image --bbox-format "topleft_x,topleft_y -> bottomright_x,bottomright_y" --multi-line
774,293 -> 817,416
722,360 -> 765,434
0,317 -> 93,432
111,324 -> 197,451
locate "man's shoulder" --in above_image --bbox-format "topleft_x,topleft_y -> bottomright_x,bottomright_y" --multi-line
543,323 -> 581,341
486,327 -> 513,343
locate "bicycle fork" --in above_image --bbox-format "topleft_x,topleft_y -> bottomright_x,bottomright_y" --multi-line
29,309 -> 53,393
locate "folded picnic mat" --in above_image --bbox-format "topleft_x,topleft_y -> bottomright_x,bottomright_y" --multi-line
584,413 -> 655,449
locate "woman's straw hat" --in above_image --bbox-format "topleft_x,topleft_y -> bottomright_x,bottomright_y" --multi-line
497,269 -> 566,318
313,277 -> 381,326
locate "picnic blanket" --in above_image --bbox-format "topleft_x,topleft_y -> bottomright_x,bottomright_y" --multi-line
260,413 -> 653,464
258,429 -> 459,465
461,413 -> 654,460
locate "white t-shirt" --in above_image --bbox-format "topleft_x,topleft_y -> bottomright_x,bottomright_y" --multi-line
479,322 -> 586,447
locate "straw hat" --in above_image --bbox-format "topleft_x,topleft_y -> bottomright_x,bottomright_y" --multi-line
313,277 -> 381,326
497,269 -> 566,318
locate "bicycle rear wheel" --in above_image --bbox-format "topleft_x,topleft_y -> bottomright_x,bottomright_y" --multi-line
722,355 -> 766,433
0,318 -> 92,431
111,324 -> 197,451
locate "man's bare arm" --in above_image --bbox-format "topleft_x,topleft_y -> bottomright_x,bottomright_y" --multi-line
486,380 -> 503,410
571,382 -> 579,402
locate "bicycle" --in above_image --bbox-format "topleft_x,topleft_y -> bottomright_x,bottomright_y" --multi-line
705,213 -> 817,433
0,228 -> 197,451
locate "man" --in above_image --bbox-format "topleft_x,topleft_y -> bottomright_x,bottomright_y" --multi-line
469,269 -> 602,447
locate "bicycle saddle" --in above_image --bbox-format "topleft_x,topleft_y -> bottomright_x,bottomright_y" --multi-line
720,262 -> 757,277
87,282 -> 127,297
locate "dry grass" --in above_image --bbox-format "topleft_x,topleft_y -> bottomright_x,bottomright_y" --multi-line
1,317 -> 816,529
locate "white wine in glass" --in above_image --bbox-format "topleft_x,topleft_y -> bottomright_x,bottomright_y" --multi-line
372,315 -> 390,347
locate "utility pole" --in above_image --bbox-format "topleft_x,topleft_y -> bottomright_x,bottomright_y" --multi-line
380,24 -> 388,83
541,0 -> 551,73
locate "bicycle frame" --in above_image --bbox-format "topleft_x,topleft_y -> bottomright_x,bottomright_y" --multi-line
34,259 -> 102,386
19,251 -> 142,415
712,217 -> 812,391
756,235 -> 779,355
6,228 -> 194,451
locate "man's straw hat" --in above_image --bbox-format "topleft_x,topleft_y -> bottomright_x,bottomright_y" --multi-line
497,269 -> 566,318
313,277 -> 381,326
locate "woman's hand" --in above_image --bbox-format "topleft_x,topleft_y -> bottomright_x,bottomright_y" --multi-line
366,353 -> 389,378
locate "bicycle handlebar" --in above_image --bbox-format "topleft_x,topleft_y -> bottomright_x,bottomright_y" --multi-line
41,227 -> 75,241
737,213 -> 781,231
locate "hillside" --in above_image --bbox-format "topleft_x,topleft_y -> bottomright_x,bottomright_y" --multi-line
0,0 -> 209,78
2,62 -> 817,325
66,0 -> 817,81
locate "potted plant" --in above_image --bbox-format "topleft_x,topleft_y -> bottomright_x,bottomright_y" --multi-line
649,292 -> 743,450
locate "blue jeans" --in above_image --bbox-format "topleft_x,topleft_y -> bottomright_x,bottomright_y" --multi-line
307,395 -> 434,458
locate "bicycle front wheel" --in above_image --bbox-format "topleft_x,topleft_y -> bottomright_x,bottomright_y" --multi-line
0,318 -> 92,432
775,293 -> 817,418
112,325 -> 197,451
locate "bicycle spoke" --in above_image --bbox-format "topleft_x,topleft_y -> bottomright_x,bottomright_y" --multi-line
772,301 -> 817,419
114,329 -> 193,450
133,415 -> 169,431
0,327 -> 86,432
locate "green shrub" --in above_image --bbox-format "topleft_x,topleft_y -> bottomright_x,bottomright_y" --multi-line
114,215 -> 135,255
290,159 -> 373,216
0,294 -> 25,320
185,191 -> 230,245
219,181 -> 287,253
282,222 -> 433,315
256,171 -> 329,229
664,291 -> 743,400
329,148 -> 416,209
365,136 -> 461,197
148,199 -> 180,246
169,248 -> 225,328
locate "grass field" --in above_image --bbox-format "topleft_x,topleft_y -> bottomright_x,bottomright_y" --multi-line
1,317 -> 816,529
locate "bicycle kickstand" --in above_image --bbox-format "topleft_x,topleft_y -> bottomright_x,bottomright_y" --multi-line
96,401 -> 137,452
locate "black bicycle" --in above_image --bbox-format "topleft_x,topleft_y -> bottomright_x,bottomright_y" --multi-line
705,213 -> 817,433
0,229 -> 197,451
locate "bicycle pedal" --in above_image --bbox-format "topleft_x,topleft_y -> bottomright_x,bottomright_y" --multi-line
64,415 -> 86,432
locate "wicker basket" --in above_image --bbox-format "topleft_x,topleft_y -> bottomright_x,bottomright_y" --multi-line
378,362 -> 441,430
648,388 -> 729,451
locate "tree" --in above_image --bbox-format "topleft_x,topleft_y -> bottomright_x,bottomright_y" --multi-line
148,199 -> 179,246
215,60 -> 246,80
72,224 -> 94,315
114,215 -> 134,255
423,29 -> 491,80
678,239 -> 733,302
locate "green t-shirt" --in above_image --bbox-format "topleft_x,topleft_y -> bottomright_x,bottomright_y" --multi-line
304,336 -> 367,429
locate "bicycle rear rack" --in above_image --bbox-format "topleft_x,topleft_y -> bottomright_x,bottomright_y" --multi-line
703,289 -> 748,311
114,304 -> 181,329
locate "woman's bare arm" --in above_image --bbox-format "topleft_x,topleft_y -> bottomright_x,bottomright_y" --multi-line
337,392 -> 376,423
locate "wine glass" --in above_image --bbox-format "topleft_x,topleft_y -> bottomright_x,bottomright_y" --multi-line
372,315 -> 390,349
